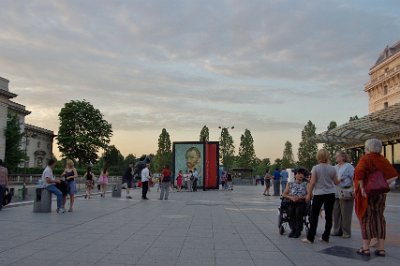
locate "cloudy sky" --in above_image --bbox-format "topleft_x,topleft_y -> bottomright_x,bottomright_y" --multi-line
1,0 -> 399,161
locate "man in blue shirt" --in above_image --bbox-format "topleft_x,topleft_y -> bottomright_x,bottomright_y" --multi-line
273,168 -> 281,196
280,169 -> 289,194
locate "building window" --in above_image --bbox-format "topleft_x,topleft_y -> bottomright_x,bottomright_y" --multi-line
384,102 -> 389,109
36,157 -> 43,168
37,141 -> 41,148
383,85 -> 388,95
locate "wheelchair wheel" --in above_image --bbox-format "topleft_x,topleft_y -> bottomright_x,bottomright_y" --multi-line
279,225 -> 285,235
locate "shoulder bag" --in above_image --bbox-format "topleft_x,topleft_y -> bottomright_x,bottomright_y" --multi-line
364,156 -> 390,196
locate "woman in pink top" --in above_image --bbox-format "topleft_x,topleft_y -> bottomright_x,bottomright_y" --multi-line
98,167 -> 109,198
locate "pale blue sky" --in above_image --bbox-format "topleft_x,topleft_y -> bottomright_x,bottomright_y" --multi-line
1,0 -> 399,161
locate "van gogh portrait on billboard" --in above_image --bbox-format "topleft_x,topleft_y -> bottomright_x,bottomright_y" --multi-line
174,143 -> 204,187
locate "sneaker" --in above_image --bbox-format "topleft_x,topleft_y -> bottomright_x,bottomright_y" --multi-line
342,234 -> 351,239
302,238 -> 313,244
319,237 -> 329,243
57,208 -> 66,214
68,208 -> 73,212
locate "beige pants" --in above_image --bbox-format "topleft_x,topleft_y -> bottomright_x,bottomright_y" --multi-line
332,198 -> 354,237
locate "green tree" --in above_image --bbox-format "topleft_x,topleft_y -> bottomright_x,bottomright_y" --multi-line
153,128 -> 172,171
297,120 -> 318,170
123,154 -> 137,165
281,141 -> 295,168
349,115 -> 359,121
57,100 -> 113,165
255,158 -> 271,175
238,129 -> 257,169
199,125 -> 210,142
323,121 -> 342,164
102,145 -> 124,167
219,127 -> 235,170
4,114 -> 24,172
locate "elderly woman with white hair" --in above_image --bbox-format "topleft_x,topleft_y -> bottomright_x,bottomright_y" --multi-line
354,139 -> 398,257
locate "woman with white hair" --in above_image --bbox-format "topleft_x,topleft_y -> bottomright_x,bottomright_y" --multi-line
354,138 -> 398,257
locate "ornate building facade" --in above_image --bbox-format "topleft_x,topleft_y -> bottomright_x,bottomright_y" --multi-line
365,41 -> 400,113
0,76 -> 55,168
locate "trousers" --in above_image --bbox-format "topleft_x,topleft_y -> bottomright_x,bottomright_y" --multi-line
307,193 -> 335,242
332,198 -> 354,236
159,182 -> 170,200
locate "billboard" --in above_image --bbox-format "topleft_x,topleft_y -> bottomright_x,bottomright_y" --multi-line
173,142 -> 204,187
173,141 -> 219,190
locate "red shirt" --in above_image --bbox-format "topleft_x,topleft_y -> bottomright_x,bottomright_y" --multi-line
162,169 -> 171,177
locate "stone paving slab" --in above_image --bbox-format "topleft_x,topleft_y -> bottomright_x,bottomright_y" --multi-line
0,186 -> 399,266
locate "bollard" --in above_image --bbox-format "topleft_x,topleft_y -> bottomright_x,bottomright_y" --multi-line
33,188 -> 52,212
112,183 -> 122,198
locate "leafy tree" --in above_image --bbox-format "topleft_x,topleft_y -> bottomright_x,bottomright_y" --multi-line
219,127 -> 235,170
255,158 -> 271,175
123,154 -> 137,166
4,114 -> 24,172
323,121 -> 342,164
199,125 -> 210,142
57,100 -> 112,165
281,141 -> 295,169
349,115 -> 359,121
102,145 -> 124,167
153,128 -> 172,171
297,120 -> 318,170
238,129 -> 257,169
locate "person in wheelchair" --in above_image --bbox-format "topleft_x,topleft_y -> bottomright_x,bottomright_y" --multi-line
282,168 -> 308,238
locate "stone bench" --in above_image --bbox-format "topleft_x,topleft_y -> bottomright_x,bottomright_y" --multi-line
33,188 -> 52,213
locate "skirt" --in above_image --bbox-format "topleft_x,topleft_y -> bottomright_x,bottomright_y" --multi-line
67,181 -> 77,195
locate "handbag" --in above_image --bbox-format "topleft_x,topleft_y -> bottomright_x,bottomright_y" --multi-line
364,157 -> 390,196
337,186 -> 354,199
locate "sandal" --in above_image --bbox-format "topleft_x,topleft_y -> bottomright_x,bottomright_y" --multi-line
374,250 -> 386,257
357,248 -> 370,256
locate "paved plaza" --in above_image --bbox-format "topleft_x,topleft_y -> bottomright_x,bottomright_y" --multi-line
1,186 -> 399,266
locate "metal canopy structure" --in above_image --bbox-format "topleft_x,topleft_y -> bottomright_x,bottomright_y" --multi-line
315,103 -> 400,148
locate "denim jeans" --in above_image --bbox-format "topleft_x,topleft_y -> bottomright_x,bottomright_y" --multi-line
159,182 -> 170,200
45,184 -> 63,209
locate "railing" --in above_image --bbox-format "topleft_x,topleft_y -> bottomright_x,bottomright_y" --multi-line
8,174 -> 123,185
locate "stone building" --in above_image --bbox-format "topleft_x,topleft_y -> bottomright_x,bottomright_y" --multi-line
23,124 -> 55,168
365,41 -> 400,113
0,76 -> 55,168
0,77 -> 30,161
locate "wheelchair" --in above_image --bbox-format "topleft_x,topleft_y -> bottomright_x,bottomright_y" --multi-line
278,197 -> 311,235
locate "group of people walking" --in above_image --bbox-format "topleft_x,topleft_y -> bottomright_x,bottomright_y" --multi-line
273,138 -> 398,257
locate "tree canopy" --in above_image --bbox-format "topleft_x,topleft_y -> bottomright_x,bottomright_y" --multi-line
219,127 -> 235,170
199,125 -> 210,142
297,120 -> 318,170
322,121 -> 342,164
57,100 -> 112,165
153,128 -> 172,171
237,129 -> 256,169
4,114 -> 24,172
281,141 -> 295,169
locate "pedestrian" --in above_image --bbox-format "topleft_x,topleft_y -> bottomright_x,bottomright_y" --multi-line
83,166 -> 95,199
61,159 -> 78,212
273,168 -> 281,196
332,151 -> 355,238
188,170 -> 193,192
221,171 -> 226,190
98,167 -> 109,198
263,170 -> 272,196
193,168 -> 199,192
354,139 -> 398,257
42,159 -> 65,213
226,172 -> 233,190
0,159 -> 9,211
123,163 -> 134,199
141,163 -> 150,200
281,169 -> 289,194
176,170 -> 183,192
159,165 -> 171,200
302,149 -> 340,244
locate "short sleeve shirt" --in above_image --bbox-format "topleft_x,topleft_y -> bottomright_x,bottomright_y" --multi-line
41,166 -> 54,187
288,182 -> 307,197
0,166 -> 8,185
281,170 -> 289,182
